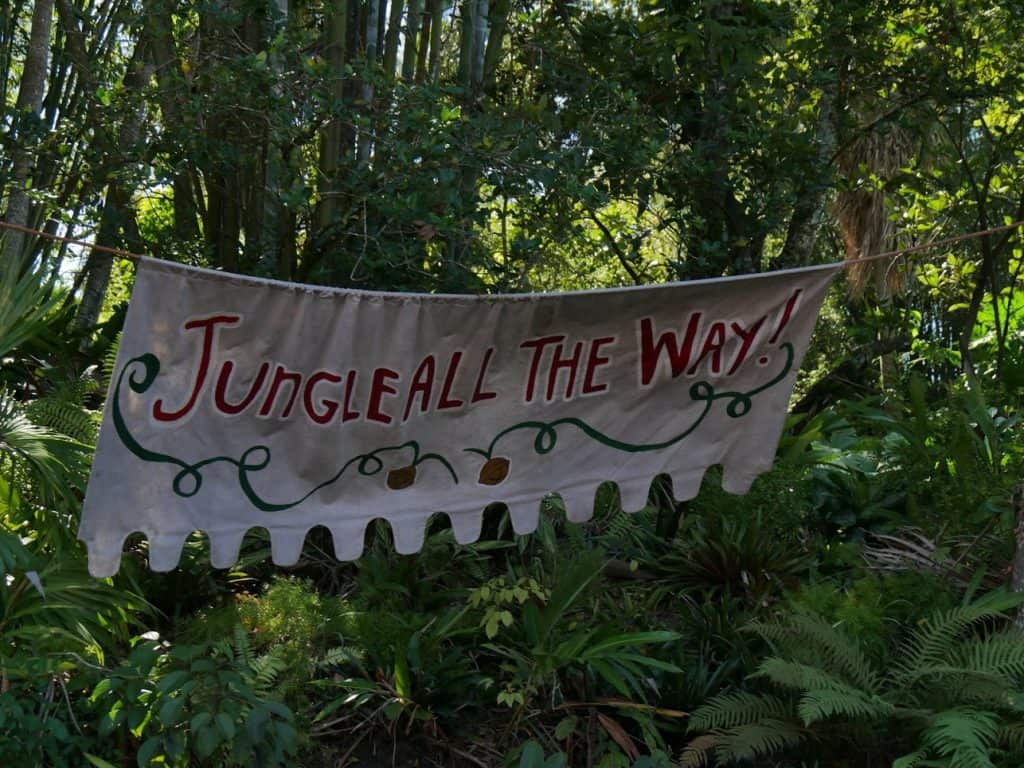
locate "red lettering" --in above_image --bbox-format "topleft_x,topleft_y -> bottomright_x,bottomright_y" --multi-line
258,365 -> 303,418
367,368 -> 400,424
153,314 -> 240,421
214,361 -> 269,415
403,355 -> 436,421
341,370 -> 361,422
638,314 -> 701,386
688,322 -> 727,375
303,370 -> 342,425
438,352 -> 465,409
769,289 -> 802,343
471,347 -> 498,403
546,341 -> 583,401
520,335 -> 564,403
582,337 -> 615,394
727,318 -> 766,375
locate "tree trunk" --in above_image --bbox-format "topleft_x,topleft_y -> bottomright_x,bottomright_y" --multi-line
74,38 -> 154,334
75,185 -> 132,338
427,0 -> 444,82
471,0 -> 488,87
317,0 -> 350,232
257,0 -> 290,276
414,2 -> 432,82
779,92 -> 838,266
400,0 -> 422,81
481,0 -> 509,93
382,0 -> 404,76
2,0 -> 54,267
358,0 -> 380,167
458,0 -> 475,90
147,0 -> 200,241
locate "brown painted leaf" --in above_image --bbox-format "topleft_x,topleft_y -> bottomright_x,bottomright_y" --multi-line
386,465 -> 417,490
478,457 -> 510,486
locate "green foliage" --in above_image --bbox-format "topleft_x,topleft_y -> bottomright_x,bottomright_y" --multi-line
685,592 -> 1024,766
792,571 -> 957,662
654,509 -> 811,606
480,550 -> 681,710
0,389 -> 88,511
92,631 -> 297,767
7,1 -> 1024,765
0,664 -> 95,767
0,256 -> 64,360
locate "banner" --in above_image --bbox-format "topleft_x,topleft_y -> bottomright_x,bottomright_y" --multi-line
79,259 -> 841,576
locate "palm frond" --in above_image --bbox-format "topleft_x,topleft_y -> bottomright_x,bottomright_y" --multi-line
0,390 -> 88,507
0,256 -> 63,359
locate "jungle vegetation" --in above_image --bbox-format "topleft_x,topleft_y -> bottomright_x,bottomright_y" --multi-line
4,0 -> 1024,765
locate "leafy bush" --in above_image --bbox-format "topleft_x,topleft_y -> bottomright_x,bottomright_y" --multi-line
92,628 -> 297,767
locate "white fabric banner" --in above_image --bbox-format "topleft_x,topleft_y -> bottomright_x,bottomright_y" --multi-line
80,259 -> 840,576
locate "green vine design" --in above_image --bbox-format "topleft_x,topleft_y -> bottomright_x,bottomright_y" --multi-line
112,354 -> 458,512
465,342 -> 795,460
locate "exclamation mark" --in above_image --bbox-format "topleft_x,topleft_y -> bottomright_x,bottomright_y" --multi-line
768,289 -> 802,344
758,288 -> 802,366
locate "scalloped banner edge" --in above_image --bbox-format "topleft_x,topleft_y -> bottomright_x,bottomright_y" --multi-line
81,463 -> 763,577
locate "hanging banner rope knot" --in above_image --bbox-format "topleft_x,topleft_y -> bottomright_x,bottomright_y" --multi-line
79,258 -> 840,576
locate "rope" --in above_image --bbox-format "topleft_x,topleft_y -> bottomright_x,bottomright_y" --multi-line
0,219 -> 142,262
2,217 -> 1023,272
844,219 -> 1024,264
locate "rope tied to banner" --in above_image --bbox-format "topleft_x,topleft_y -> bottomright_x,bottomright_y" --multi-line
2,217 -> 1023,271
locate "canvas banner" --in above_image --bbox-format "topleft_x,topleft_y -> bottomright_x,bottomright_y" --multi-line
80,259 -> 841,576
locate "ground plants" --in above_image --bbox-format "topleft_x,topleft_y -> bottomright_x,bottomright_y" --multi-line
684,591 -> 1024,767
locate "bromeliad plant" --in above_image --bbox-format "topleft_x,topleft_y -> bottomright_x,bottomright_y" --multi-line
683,591 -> 1024,766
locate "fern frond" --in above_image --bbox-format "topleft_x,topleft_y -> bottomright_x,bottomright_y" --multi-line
746,619 -> 797,651
998,721 -> 1024,753
678,734 -> 717,767
49,374 -> 101,405
713,719 -> 806,763
919,707 -> 999,767
787,613 -> 880,691
102,332 -> 122,392
896,594 -> 1024,683
25,396 -> 98,443
233,624 -> 255,666
753,658 -> 854,693
899,664 -> 1016,708
958,634 -> 1024,682
892,750 -> 928,768
950,675 -> 1018,708
318,645 -> 367,675
688,691 -> 792,731
797,687 -> 894,725
251,648 -> 290,690
747,614 -> 878,693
